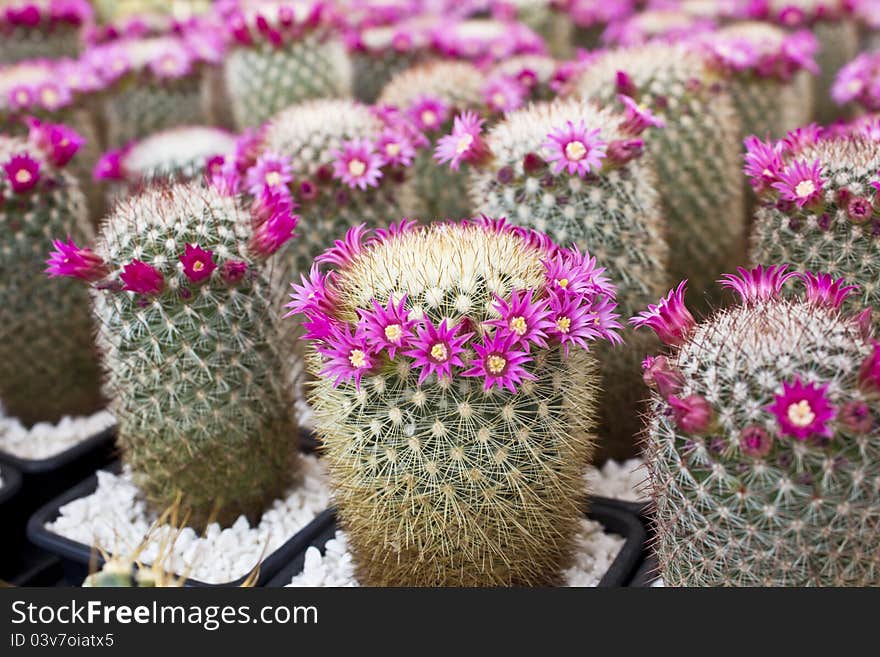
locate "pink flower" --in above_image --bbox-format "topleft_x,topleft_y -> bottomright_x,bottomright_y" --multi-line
357,295 -> 416,358
629,281 -> 696,346
846,196 -> 874,224
771,159 -> 824,207
766,377 -> 836,440
35,82 -> 72,111
781,124 -> 823,155
547,292 -> 601,356
743,135 -> 783,191
606,138 -> 644,166
316,224 -> 367,269
7,85 -> 34,110
487,289 -> 554,349
221,260 -> 248,284
859,343 -> 880,391
94,149 -> 125,181
27,120 -> 84,167
462,330 -> 537,393
179,244 -> 216,283
317,323 -> 375,390
718,264 -> 796,304
543,247 -> 614,299
798,272 -> 858,309
149,49 -> 193,79
330,139 -> 383,190
245,153 -> 292,196
120,260 -> 164,295
249,191 -> 298,257
642,354 -> 683,399
407,96 -> 449,132
210,157 -> 241,196
434,111 -> 489,171
542,120 -> 607,177
618,94 -> 665,135
615,70 -> 638,97
739,425 -> 772,457
483,76 -> 526,113
2,153 -> 40,193
403,318 -> 471,385
370,218 -> 419,244
840,401 -> 873,433
376,129 -> 416,167
668,395 -> 713,434
285,264 -> 336,318
45,237 -> 108,282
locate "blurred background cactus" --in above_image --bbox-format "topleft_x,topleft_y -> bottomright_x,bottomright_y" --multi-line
1,126 -> 104,426
298,218 -> 622,585
0,0 -> 91,63
634,267 -> 880,585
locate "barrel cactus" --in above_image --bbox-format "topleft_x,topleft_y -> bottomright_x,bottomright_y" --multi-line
295,218 -> 622,585
220,0 -> 352,130
2,126 -> 104,427
0,0 -> 90,63
46,179 -> 301,528
571,42 -> 745,309
633,266 -> 880,585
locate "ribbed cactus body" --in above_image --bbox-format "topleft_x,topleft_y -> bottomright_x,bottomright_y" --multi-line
505,0 -> 573,58
91,183 -> 298,527
573,44 -> 745,310
0,136 -> 103,426
353,50 -> 420,105
813,19 -> 859,123
378,61 -> 484,220
117,126 -> 235,184
468,99 -> 669,460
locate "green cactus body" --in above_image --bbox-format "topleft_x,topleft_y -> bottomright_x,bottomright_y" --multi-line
504,0 -> 573,58
0,135 -> 103,426
301,220 -> 622,585
572,43 -> 745,310
83,557 -> 182,588
84,182 -> 298,527
378,61 -> 484,221
468,98 -> 669,460
636,270 -> 880,585
812,19 -> 859,123
0,1 -> 87,63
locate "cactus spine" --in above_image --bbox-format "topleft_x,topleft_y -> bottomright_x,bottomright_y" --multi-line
1,130 -> 103,426
634,267 -> 880,585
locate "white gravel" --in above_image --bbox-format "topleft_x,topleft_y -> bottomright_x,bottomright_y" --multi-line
47,454 -> 331,585
0,405 -> 115,460
585,458 -> 647,502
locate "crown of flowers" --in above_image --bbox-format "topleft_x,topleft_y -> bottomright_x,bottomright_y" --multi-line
698,27 -> 818,80
633,265 -> 877,453
429,18 -> 547,66
0,0 -> 92,31
563,0 -> 636,28
288,217 -> 622,392
737,0 -> 852,26
832,51 -> 880,112
221,0 -> 338,48
343,14 -> 434,55
0,58 -> 108,116
1,119 -> 83,196
601,9 -> 717,47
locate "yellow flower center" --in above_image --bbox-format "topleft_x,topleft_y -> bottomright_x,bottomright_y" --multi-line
385,142 -> 401,157
556,316 -> 571,334
192,261 -> 205,272
487,354 -> 507,375
509,316 -> 527,336
15,90 -> 28,103
848,79 -> 863,93
349,349 -> 367,369
795,179 -> 816,198
492,92 -> 506,107
556,278 -> 568,289
41,88 -> 58,104
455,134 -> 474,154
162,57 -> 178,72
421,110 -> 437,126
348,159 -> 367,177
430,342 -> 449,362
787,400 -> 815,428
15,169 -> 32,184
564,140 -> 587,161
384,324 -> 402,342
265,171 -> 282,186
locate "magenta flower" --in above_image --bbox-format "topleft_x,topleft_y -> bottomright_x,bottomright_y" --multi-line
317,323 -> 375,390
245,153 -> 292,196
542,120 -> 607,177
547,292 -> 602,356
94,149 -> 125,181
832,53 -> 873,108
376,129 -> 416,167
179,244 -> 216,283
739,425 -> 772,457
743,135 -> 783,191
606,138 -> 644,165
462,330 -> 537,393
120,260 -> 164,295
766,377 -> 836,440
772,159 -> 824,208
846,196 -> 874,224
543,247 -> 614,299
316,224 -> 367,269
35,82 -> 72,111
483,76 -> 526,113
330,139 -> 383,190
3,153 -> 40,193
642,354 -> 683,399
249,191 -> 298,257
618,95 -> 665,135
285,264 -> 336,318
403,318 -> 472,385
487,289 -> 554,349
371,218 -> 419,244
629,281 -> 696,346
668,395 -> 713,434
407,96 -> 449,132
840,401 -> 873,433
7,85 -> 34,110
45,237 -> 108,282
149,49 -> 193,79
718,265 -> 796,304
859,343 -> 880,391
434,111 -> 489,171
210,157 -> 241,196
781,124 -> 823,155
358,295 -> 416,358
221,260 -> 248,284
798,272 -> 858,309
27,120 -> 84,167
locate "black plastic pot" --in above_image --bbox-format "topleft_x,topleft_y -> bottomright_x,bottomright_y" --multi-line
0,462 -> 22,509
26,462 -> 336,587
266,496 -> 647,587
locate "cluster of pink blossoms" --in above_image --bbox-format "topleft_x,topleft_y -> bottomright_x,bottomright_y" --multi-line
700,30 -> 818,81
832,51 -> 880,111
0,0 -> 91,30
1,119 -> 82,195
2,59 -> 106,114
738,0 -> 852,26
287,218 -> 622,393
222,0 -> 336,49
633,265 -> 877,455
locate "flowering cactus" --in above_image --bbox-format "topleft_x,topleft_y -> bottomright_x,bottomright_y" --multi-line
564,0 -> 636,49
832,49 -> 880,113
747,125 -> 880,314
219,0 -> 352,130
601,7 -> 716,46
295,218 -> 621,585
571,42 -> 745,309
633,266 -> 880,585
0,0 -> 91,63
464,97 -> 669,459
46,179 -> 301,527
491,0 -> 573,58
1,128 -> 103,427
430,17 -> 547,68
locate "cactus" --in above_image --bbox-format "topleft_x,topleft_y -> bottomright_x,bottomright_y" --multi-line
0,0 -> 90,63
378,60 -> 485,220
486,54 -> 566,106
219,0 -> 352,130
633,266 -> 880,585
832,49 -> 880,114
431,17 -> 547,67
465,97 -> 669,460
295,218 -> 622,586
571,42 -> 745,310
747,126 -> 880,315
491,0 -> 573,58
1,127 -> 104,427
564,0 -> 636,49
46,180 -> 301,528
601,8 -> 716,46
